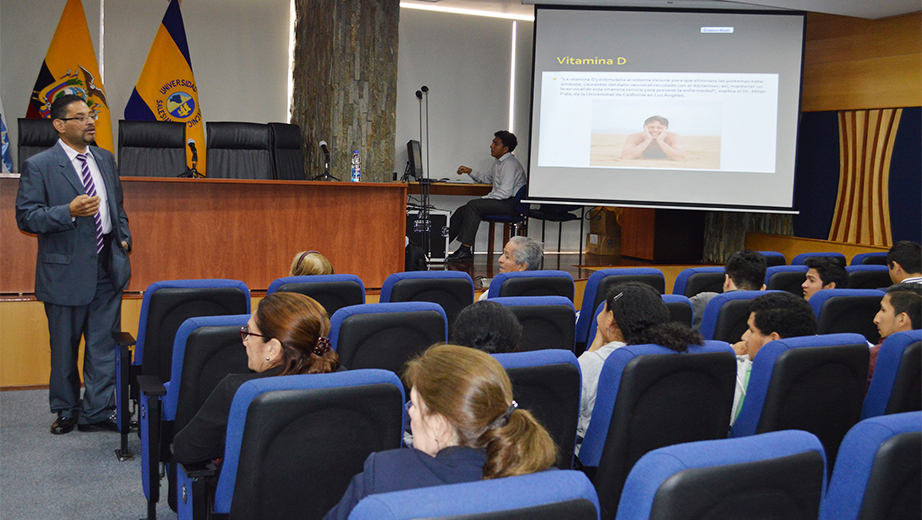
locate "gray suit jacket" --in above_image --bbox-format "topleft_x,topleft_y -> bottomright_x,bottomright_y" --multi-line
16,142 -> 131,306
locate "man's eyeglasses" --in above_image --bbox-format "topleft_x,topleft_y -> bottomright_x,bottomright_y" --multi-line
58,114 -> 98,123
240,325 -> 269,343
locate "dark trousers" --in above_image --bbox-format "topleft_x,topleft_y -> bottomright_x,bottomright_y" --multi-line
45,240 -> 122,424
449,197 -> 515,246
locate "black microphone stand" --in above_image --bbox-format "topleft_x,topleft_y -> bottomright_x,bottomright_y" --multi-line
311,144 -> 339,181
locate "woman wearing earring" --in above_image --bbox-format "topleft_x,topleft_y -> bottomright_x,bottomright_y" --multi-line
323,344 -> 558,520
577,282 -> 704,439
173,292 -> 339,465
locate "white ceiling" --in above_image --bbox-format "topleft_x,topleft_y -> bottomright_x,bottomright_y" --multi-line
401,0 -> 922,20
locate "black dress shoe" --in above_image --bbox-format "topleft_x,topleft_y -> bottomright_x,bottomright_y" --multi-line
77,414 -> 119,433
446,248 -> 473,262
51,415 -> 77,435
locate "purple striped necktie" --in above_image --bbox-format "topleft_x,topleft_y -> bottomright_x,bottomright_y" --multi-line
76,153 -> 104,254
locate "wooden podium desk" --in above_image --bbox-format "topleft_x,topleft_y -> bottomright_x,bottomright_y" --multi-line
1,175 -> 407,292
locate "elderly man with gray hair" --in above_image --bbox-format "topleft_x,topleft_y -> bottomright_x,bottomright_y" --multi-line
478,236 -> 544,301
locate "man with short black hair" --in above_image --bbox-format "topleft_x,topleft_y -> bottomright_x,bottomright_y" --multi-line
447,131 -> 526,262
16,94 -> 132,434
689,249 -> 767,330
802,256 -> 848,301
867,283 -> 922,385
731,292 -> 816,425
887,241 -> 922,284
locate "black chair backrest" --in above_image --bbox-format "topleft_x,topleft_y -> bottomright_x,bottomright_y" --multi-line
682,272 -> 725,297
18,118 -> 60,171
230,382 -> 405,520
846,269 -> 893,290
386,278 -> 474,330
274,281 -> 364,317
506,363 -> 581,470
142,288 -> 250,385
648,450 -> 825,520
663,300 -> 693,328
711,299 -> 753,343
816,295 -> 883,344
118,119 -> 186,177
335,310 -> 446,375
504,303 -> 576,352
858,430 -> 922,520
268,122 -> 305,180
499,277 -> 575,300
432,500 -> 598,520
206,122 -> 272,179
757,344 -> 869,469
766,271 -> 807,296
887,340 -> 922,415
595,352 -> 737,520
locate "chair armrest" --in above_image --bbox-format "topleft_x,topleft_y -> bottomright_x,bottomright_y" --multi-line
179,460 -> 218,479
137,375 -> 167,397
113,331 -> 136,347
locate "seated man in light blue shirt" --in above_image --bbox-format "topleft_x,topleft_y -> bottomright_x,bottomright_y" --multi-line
447,130 -> 526,262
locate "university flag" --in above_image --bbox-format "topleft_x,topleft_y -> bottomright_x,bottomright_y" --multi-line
25,0 -> 113,152
0,91 -> 12,173
125,0 -> 205,174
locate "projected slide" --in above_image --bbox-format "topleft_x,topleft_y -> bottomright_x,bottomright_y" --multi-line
538,71 -> 778,172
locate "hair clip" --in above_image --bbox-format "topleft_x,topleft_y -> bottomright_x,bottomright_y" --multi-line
611,292 -> 624,303
313,336 -> 331,356
501,400 -> 518,426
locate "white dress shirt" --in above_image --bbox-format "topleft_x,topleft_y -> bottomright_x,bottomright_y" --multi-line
59,139 -> 112,234
469,152 -> 526,201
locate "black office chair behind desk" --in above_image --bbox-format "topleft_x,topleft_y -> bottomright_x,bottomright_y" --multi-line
118,119 -> 186,177
206,122 -> 272,179
18,118 -> 61,171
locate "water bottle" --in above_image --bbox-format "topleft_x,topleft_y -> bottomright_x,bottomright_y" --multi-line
351,150 -> 362,182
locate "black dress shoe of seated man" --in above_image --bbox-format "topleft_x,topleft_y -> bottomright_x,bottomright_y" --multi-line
50,414 -> 77,435
446,248 -> 473,262
77,414 -> 119,433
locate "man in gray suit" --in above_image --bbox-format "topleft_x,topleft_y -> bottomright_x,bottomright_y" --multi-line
16,94 -> 131,434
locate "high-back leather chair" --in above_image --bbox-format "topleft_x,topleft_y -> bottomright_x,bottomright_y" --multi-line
267,122 -> 305,180
17,118 -> 60,171
176,370 -> 406,520
492,296 -> 576,352
205,122 -> 272,179
578,342 -> 737,520
266,274 -> 365,317
618,431 -> 826,520
487,270 -> 575,301
493,349 -> 581,469
379,271 -> 474,329
808,288 -> 886,344
862,330 -> 922,419
730,333 -> 870,472
349,470 -> 600,520
118,119 -> 186,177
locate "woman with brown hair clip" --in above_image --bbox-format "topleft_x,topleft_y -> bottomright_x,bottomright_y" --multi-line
173,292 -> 339,465
323,344 -> 558,520
289,250 -> 334,276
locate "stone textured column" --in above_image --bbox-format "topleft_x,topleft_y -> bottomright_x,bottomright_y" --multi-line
292,0 -> 399,182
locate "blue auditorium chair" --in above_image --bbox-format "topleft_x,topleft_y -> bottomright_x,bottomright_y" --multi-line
791,251 -> 846,265
764,264 -> 808,296
617,431 -> 826,520
328,302 -> 447,376
493,349 -> 582,468
699,290 -> 776,342
115,279 -> 250,460
349,470 -> 600,520
266,274 -> 365,317
757,250 -> 787,267
138,314 -> 251,517
845,264 -> 892,289
575,268 -> 666,353
379,271 -> 474,329
578,341 -> 737,520
730,333 -> 869,471
671,266 -> 724,297
492,296 -> 576,352
850,251 -> 888,266
808,288 -> 885,343
176,370 -> 405,520
820,411 -> 921,520
487,270 -> 575,300
862,330 -> 921,419
661,294 -> 694,328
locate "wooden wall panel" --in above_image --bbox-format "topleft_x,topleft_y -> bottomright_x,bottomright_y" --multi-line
802,12 -> 922,112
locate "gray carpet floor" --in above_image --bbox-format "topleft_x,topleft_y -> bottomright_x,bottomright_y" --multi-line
0,389 -> 177,520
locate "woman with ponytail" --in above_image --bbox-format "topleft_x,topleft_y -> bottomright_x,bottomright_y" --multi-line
173,292 -> 339,465
577,282 -> 704,439
323,344 -> 557,520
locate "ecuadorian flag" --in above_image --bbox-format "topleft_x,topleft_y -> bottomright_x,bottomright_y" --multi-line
26,0 -> 113,152
125,0 -> 205,174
